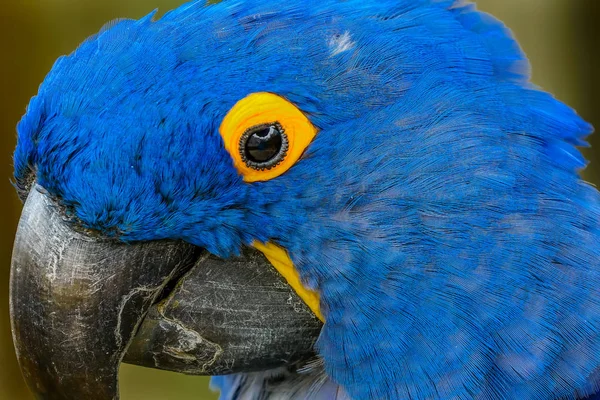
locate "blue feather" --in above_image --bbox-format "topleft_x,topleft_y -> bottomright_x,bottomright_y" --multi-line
210,362 -> 348,400
13,0 -> 598,399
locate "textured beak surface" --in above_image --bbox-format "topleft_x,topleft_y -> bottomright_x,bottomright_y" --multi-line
9,186 -> 322,400
10,187 -> 201,400
125,247 -> 322,376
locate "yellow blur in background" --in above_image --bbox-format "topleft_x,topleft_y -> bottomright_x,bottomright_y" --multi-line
0,1 -> 598,399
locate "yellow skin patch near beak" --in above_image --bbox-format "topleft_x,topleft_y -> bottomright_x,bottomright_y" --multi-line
253,241 -> 324,321
221,93 -> 322,320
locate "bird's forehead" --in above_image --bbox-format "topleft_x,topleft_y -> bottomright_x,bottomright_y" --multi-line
34,1 -> 444,128
13,4 -> 374,204
43,6 -> 332,118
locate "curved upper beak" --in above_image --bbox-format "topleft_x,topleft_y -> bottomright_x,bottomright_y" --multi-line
10,187 -> 201,400
9,187 -> 321,400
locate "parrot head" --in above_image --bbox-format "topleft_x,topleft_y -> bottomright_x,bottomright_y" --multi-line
11,1 -> 600,400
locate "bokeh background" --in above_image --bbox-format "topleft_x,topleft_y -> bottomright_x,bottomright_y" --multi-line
0,1 -> 598,399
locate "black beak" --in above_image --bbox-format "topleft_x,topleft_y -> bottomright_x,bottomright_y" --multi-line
10,186 -> 321,400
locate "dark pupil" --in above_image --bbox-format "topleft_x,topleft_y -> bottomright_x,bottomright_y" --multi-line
245,125 -> 283,163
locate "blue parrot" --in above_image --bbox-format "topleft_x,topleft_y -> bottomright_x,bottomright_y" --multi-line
9,1 -> 600,399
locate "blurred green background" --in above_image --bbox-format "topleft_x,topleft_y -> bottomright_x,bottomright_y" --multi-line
0,1 -> 598,399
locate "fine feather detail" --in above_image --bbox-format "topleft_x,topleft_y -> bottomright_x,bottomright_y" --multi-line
211,360 -> 349,400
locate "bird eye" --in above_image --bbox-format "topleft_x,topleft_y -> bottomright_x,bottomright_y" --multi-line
240,122 -> 288,170
220,92 -> 317,182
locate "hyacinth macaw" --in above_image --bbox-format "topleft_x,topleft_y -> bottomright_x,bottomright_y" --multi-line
9,0 -> 600,399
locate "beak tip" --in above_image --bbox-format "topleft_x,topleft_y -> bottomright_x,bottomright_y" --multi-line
10,187 -> 199,400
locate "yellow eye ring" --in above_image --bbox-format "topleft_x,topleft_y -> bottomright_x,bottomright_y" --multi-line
220,92 -> 318,182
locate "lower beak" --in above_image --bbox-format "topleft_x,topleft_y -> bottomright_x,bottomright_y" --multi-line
9,187 -> 205,400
